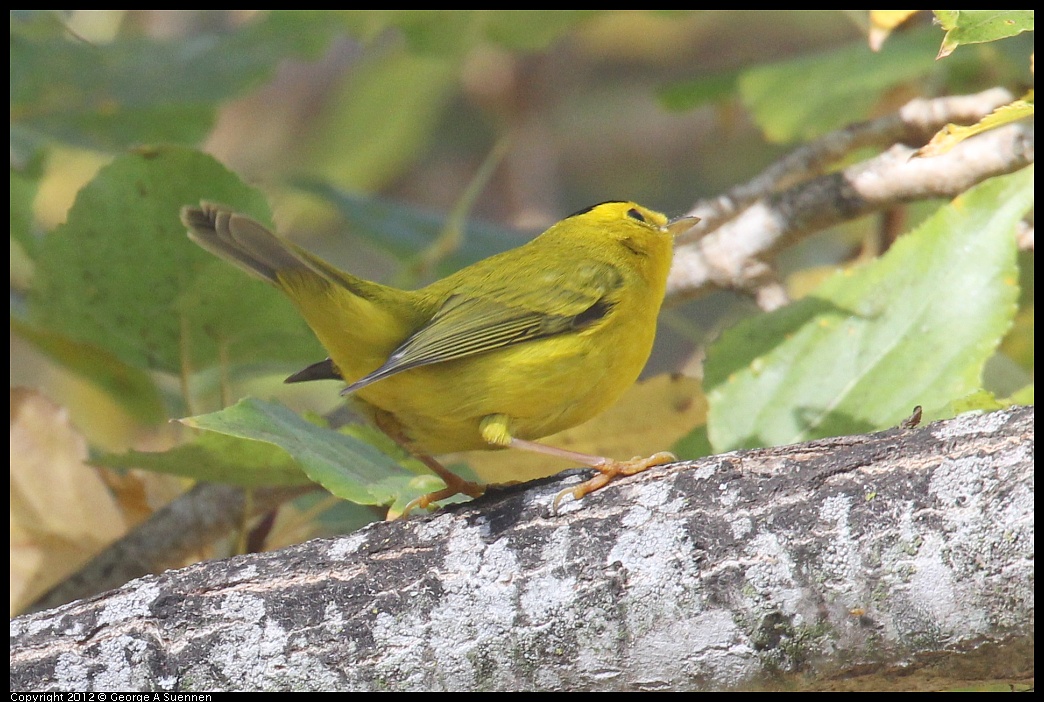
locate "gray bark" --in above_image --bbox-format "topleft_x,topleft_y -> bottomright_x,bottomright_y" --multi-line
9,406 -> 1034,692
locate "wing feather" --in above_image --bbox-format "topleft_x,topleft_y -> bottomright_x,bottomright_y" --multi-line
344,263 -> 623,393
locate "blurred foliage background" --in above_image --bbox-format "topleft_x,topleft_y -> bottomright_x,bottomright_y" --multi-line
9,10 -> 1034,615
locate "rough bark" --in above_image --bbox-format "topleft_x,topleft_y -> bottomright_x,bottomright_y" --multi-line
9,406 -> 1034,692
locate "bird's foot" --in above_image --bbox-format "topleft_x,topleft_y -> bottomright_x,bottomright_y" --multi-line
552,451 -> 676,513
398,477 -> 486,519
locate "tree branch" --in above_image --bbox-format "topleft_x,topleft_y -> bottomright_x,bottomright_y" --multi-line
667,89 -> 1034,308
10,406 -> 1033,692
25,484 -> 314,615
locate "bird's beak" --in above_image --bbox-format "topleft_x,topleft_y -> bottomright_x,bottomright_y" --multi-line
662,215 -> 700,238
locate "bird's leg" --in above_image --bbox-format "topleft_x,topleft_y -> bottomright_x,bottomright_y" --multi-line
374,412 -> 485,518
480,414 -> 676,513
399,452 -> 486,517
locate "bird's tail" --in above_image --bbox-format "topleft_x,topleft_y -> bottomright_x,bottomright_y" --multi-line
181,202 -> 376,295
181,202 -> 423,385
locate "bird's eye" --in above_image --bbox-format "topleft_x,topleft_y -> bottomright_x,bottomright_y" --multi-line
626,208 -> 646,223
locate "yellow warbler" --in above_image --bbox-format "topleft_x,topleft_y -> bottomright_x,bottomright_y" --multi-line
182,201 -> 697,514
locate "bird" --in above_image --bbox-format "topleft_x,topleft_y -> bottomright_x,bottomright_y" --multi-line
182,200 -> 698,514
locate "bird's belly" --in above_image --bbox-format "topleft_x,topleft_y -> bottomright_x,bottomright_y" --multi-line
355,322 -> 655,455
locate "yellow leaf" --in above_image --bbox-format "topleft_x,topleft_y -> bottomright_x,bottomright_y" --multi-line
916,91 -> 1034,158
10,388 -> 128,615
868,10 -> 922,52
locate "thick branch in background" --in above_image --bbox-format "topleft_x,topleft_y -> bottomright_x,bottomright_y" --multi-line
667,89 -> 1034,308
26,484 -> 314,614
10,406 -> 1033,692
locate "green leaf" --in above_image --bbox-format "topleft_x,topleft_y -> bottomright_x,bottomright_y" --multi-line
386,10 -> 485,56
483,10 -> 601,50
671,425 -> 713,462
306,49 -> 458,191
333,10 -> 600,54
705,166 -> 1033,451
27,146 -> 322,380
179,398 -> 439,507
1002,249 -> 1034,374
94,430 -> 312,487
336,10 -> 481,53
658,70 -> 742,112
10,10 -> 344,151
935,10 -> 1035,59
738,30 -> 941,143
945,390 -> 1008,418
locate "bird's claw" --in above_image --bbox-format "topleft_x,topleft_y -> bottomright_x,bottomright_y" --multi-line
550,451 -> 677,515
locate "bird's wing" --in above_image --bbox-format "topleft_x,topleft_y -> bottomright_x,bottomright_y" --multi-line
343,263 -> 623,394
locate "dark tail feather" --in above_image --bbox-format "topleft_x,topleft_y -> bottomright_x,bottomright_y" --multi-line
285,358 -> 343,384
181,202 -> 308,284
